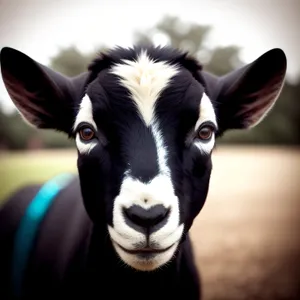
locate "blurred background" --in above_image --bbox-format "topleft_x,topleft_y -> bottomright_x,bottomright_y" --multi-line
0,0 -> 299,299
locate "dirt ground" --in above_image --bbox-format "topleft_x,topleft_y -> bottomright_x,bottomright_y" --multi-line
190,146 -> 300,300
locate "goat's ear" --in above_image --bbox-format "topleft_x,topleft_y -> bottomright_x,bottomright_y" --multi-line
0,47 -> 88,133
207,48 -> 287,131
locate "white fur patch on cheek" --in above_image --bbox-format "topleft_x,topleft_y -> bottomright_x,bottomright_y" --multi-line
73,94 -> 98,154
194,135 -> 215,155
194,93 -> 217,154
75,134 -> 97,154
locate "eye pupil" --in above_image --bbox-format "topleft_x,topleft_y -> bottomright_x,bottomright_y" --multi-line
79,127 -> 95,141
198,127 -> 213,140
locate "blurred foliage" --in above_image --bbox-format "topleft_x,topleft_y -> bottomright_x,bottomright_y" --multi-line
0,15 -> 299,149
50,46 -> 95,77
133,16 -> 243,76
220,82 -> 300,145
0,107 -> 74,150
49,45 -> 107,77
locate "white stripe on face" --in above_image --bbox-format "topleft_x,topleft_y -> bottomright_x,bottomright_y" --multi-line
108,120 -> 183,271
194,93 -> 217,155
73,94 -> 97,154
110,50 -> 179,125
150,121 -> 170,177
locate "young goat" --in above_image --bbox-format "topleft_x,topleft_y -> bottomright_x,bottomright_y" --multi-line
0,45 -> 286,300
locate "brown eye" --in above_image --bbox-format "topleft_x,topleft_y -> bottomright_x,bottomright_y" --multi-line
198,126 -> 213,140
79,126 -> 95,141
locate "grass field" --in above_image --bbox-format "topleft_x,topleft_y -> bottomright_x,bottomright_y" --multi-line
0,149 -> 77,202
0,146 -> 300,299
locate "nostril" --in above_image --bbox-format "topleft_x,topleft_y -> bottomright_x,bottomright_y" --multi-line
123,204 -> 170,229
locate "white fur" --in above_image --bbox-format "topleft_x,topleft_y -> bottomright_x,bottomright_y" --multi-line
150,121 -> 170,176
194,137 -> 215,155
194,93 -> 217,155
195,93 -> 217,130
110,50 -> 179,125
112,241 -> 179,271
73,94 -> 97,154
108,174 -> 183,271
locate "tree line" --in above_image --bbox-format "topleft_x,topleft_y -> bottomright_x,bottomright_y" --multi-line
1,16 -> 299,150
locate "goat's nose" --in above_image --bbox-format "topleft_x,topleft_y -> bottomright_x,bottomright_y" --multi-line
123,204 -> 170,231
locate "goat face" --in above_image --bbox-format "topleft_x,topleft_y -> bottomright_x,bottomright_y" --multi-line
75,50 -> 217,271
0,45 -> 286,271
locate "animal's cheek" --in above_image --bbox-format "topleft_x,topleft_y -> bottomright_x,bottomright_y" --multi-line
182,144 -> 211,178
77,143 -> 111,172
76,146 -> 113,220
180,171 -> 211,232
181,145 -> 212,215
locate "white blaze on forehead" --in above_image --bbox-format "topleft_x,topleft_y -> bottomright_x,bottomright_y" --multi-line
194,93 -> 218,155
108,120 -> 183,270
73,94 -> 98,154
110,51 -> 179,125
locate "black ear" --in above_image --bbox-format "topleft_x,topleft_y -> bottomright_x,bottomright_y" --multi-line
204,48 -> 287,132
0,47 -> 89,133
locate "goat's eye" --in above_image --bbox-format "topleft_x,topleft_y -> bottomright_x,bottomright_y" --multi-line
198,126 -> 213,141
79,126 -> 95,141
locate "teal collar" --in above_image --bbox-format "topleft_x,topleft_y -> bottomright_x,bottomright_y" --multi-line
12,173 -> 75,297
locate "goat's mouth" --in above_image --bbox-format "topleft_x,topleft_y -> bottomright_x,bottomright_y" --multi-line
116,243 -> 175,258
112,240 -> 179,271
108,224 -> 184,271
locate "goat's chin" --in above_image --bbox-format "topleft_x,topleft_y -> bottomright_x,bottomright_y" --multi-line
107,223 -> 184,271
113,241 -> 179,271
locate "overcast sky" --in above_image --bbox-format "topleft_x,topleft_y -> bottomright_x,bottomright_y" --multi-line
0,0 -> 299,113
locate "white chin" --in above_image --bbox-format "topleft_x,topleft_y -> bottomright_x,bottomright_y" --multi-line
113,241 -> 179,271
